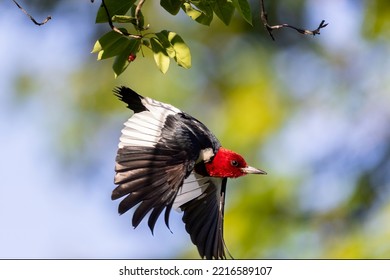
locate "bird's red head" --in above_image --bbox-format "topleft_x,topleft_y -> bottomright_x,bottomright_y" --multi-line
205,147 -> 267,178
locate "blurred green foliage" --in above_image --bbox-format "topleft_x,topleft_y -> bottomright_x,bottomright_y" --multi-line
363,0 -> 390,38
10,0 -> 390,259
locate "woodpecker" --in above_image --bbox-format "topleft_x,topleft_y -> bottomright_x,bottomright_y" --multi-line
112,86 -> 266,259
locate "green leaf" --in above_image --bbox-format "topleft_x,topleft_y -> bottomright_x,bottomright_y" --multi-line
113,53 -> 129,78
167,32 -> 191,69
155,31 -> 176,58
160,0 -> 182,15
232,0 -> 252,25
182,3 -> 202,21
113,39 -> 141,78
96,0 -> 136,23
98,37 -> 132,60
91,30 -> 124,54
111,15 -> 136,23
154,51 -> 171,74
182,2 -> 213,26
150,38 -> 170,74
213,0 -> 235,25
92,29 -> 133,61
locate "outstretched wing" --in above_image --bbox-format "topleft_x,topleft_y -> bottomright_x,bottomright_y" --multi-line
114,146 -> 189,232
112,86 -> 221,235
177,174 -> 229,259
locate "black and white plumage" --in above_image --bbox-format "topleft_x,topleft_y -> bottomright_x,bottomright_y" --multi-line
112,86 -> 266,259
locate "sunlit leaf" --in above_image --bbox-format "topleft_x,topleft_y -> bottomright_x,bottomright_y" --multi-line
167,32 -> 191,69
182,2 -> 213,26
150,38 -> 170,74
182,3 -> 203,21
155,30 -> 176,58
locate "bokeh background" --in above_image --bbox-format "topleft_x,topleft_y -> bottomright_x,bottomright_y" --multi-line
1,0 -> 390,259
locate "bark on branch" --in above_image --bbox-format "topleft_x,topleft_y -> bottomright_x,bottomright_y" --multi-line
100,0 -> 143,38
12,0 -> 51,26
260,0 -> 328,41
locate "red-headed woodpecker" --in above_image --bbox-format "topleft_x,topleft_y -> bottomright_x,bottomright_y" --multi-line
112,86 -> 266,259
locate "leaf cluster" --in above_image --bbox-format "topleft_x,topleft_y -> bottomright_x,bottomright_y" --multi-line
92,0 -> 253,76
162,0 -> 252,26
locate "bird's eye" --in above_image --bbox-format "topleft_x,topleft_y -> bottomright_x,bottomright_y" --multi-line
231,160 -> 239,167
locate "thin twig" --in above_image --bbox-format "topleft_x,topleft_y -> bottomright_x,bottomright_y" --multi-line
260,0 -> 328,41
101,0 -> 125,34
12,0 -> 51,26
100,0 -> 142,38
135,0 -> 146,29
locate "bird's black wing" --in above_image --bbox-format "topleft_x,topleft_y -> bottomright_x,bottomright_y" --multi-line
179,176 -> 229,259
114,146 -> 190,232
113,86 -> 221,234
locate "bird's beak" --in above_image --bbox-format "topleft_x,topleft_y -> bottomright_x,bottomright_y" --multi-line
241,166 -> 267,175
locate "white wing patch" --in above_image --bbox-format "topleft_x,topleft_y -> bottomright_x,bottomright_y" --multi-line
118,96 -> 181,149
119,111 -> 163,148
143,96 -> 181,115
173,172 -> 209,211
198,147 -> 214,163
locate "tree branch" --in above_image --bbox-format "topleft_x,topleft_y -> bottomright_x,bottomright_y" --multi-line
100,0 -> 142,39
260,0 -> 328,41
135,0 -> 146,29
101,0 -> 125,34
12,0 -> 51,26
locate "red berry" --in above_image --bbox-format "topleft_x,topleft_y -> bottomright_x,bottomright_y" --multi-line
128,53 -> 136,62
